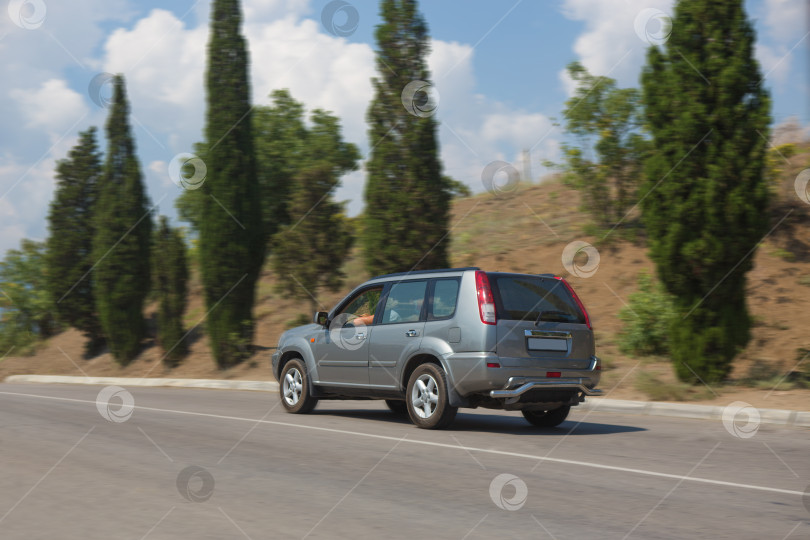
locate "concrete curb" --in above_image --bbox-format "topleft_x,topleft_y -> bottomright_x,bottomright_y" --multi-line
579,398 -> 810,427
5,375 -> 809,427
4,375 -> 279,392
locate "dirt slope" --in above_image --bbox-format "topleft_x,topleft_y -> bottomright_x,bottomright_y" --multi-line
3,149 -> 809,412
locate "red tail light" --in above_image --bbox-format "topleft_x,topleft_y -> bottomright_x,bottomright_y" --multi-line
555,276 -> 592,329
475,270 -> 496,325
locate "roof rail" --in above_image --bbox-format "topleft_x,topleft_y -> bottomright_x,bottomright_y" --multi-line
369,267 -> 480,281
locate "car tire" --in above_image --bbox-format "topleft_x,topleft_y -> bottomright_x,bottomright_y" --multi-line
385,399 -> 408,415
522,405 -> 571,427
279,358 -> 318,414
406,363 -> 457,429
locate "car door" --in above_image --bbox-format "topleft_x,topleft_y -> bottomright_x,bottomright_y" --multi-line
315,285 -> 384,386
368,280 -> 428,388
421,276 -> 461,346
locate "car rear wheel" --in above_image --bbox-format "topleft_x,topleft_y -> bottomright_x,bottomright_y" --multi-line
385,399 -> 408,415
406,363 -> 457,429
280,358 -> 318,414
522,405 -> 570,427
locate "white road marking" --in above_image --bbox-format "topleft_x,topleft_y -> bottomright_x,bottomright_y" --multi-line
1,389 -> 805,498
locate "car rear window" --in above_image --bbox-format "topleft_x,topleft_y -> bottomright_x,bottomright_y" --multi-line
490,274 -> 586,324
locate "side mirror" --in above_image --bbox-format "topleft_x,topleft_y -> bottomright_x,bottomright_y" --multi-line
314,311 -> 329,326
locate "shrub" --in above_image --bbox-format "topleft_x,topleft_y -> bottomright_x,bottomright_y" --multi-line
618,272 -> 677,356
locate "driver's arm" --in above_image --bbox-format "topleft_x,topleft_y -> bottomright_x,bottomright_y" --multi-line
352,314 -> 374,326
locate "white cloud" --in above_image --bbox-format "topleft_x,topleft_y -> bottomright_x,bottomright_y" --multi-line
480,112 -> 553,148
559,0 -> 674,94
243,0 -> 311,23
756,0 -> 807,89
10,79 -> 88,135
762,0 -> 805,42
103,9 -> 208,154
756,42 -> 792,86
0,0 -> 132,258
426,40 -> 560,192
431,39 -> 476,97
148,160 -> 175,190
0,155 -> 58,255
0,223 -> 27,258
558,68 -> 578,98
245,17 -> 375,145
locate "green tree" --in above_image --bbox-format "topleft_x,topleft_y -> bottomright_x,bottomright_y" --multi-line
0,240 -> 58,354
46,126 -> 104,356
641,0 -> 770,383
153,216 -> 189,366
177,90 -> 310,242
174,142 -> 208,234
271,109 -> 360,315
561,61 -> 649,227
200,0 -> 263,367
93,75 -> 152,365
363,0 -> 450,275
254,89 -> 308,242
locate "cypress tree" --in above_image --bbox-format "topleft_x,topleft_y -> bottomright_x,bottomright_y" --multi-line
363,0 -> 450,275
200,0 -> 263,367
46,127 -> 104,356
93,75 -> 152,364
153,216 -> 189,366
641,0 -> 770,383
177,89 -> 306,240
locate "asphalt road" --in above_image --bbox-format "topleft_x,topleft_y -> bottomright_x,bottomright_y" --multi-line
1,383 -> 808,539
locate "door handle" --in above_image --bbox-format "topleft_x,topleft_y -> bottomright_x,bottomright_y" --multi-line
355,332 -> 366,340
405,330 -> 419,337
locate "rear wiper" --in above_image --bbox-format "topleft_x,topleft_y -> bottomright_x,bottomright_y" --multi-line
535,310 -> 573,325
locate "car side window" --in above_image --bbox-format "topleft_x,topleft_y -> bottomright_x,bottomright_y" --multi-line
381,281 -> 427,324
429,279 -> 460,320
336,286 -> 384,327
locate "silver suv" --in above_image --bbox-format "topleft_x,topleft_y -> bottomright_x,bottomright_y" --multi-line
271,268 -> 601,429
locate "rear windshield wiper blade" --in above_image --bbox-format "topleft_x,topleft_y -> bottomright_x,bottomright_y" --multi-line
535,310 -> 573,325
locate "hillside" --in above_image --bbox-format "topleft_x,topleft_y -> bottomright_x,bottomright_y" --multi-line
2,147 -> 809,411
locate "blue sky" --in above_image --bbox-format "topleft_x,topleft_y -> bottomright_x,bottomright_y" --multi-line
0,0 -> 807,256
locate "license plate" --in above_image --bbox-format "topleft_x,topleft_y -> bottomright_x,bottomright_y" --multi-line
527,337 -> 568,351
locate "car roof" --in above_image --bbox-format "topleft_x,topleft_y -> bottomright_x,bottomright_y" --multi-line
366,268 -> 558,283
486,271 -> 557,278
368,267 -> 480,281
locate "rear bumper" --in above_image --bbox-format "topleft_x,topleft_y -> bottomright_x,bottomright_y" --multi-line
443,352 -> 601,397
490,377 -> 603,398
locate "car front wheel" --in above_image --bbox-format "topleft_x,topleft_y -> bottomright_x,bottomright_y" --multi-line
522,405 -> 570,427
279,358 -> 318,414
406,363 -> 457,429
